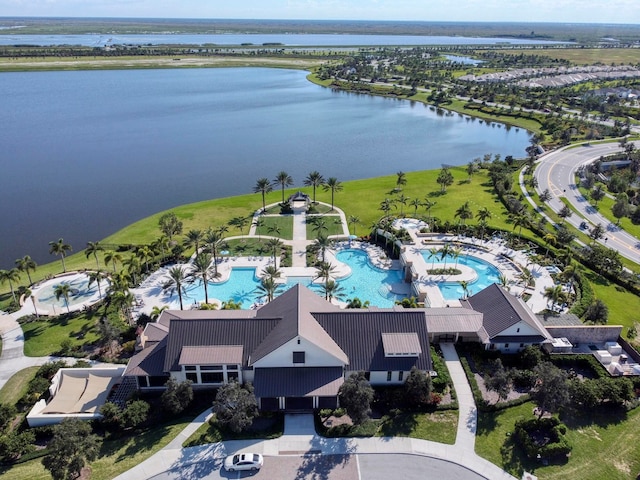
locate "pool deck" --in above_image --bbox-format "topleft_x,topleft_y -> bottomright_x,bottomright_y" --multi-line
131,212 -> 559,316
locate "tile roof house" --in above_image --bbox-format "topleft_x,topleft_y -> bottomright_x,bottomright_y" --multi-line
124,284 -> 434,411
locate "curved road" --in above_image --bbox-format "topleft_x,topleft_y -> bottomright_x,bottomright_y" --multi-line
534,141 -> 640,265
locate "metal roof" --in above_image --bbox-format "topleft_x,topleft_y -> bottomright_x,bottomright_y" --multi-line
124,338 -> 168,377
382,333 -> 422,356
253,367 -> 344,397
178,345 -> 243,365
425,308 -> 484,333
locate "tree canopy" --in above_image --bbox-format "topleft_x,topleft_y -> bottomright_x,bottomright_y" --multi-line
212,381 -> 258,433
338,371 -> 374,425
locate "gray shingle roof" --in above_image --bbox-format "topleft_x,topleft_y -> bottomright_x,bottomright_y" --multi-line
253,367 -> 344,397
250,285 -> 348,365
464,284 -> 550,340
314,310 -> 432,371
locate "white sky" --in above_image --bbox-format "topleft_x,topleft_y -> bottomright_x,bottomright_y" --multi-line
0,0 -> 638,24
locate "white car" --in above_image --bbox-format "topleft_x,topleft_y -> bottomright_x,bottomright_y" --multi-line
223,452 -> 264,472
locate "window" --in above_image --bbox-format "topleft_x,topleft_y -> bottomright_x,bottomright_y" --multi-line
504,344 -> 510,349
186,372 -> 198,383
184,365 -> 196,371
200,365 -> 223,371
398,371 -> 404,381
387,371 -> 392,381
364,372 -> 371,381
201,372 -> 224,383
520,343 -> 525,348
293,351 -> 305,364
227,371 -> 239,382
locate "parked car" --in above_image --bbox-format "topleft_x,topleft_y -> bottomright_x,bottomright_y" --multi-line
579,221 -> 587,230
223,453 -> 264,472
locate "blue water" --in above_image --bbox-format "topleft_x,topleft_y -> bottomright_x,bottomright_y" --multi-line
0,33 -> 568,47
176,249 -> 404,308
420,252 -> 502,300
0,68 -> 531,268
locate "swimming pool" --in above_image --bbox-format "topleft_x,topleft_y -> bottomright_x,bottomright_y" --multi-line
34,273 -> 107,310
178,249 -> 404,308
420,252 -> 502,300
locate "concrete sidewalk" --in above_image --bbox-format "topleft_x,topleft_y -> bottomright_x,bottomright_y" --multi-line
115,344 -> 517,480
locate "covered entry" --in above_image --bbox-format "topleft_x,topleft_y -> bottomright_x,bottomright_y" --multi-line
253,367 -> 344,411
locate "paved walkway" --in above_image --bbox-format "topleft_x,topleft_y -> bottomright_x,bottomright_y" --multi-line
115,344 -> 516,480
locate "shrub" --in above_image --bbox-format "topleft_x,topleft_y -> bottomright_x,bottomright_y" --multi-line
514,417 -> 572,460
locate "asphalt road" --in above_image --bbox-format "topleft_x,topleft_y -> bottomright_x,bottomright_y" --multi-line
149,453 -> 488,480
534,141 -> 640,265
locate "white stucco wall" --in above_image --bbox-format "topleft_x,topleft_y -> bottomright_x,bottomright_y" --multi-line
252,336 -> 345,368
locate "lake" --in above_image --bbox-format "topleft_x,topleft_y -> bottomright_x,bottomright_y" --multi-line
0,32 -> 567,47
0,68 -> 530,268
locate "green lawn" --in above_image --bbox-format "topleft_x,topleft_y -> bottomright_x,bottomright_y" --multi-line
377,410 -> 458,444
475,401 -> 640,480
255,215 -> 294,240
21,311 -> 101,357
0,366 -> 39,405
306,215 -> 344,239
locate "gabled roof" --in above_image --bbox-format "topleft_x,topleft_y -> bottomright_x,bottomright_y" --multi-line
314,310 -> 432,371
464,284 -> 550,340
124,338 -> 168,377
382,333 -> 422,356
179,345 -> 244,365
250,285 -> 348,365
425,308 -> 483,334
163,317 -> 279,372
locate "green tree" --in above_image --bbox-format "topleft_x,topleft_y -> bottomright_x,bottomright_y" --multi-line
228,216 -> 249,236
190,252 -> 218,305
183,229 -> 204,255
103,250 -> 123,273
322,177 -> 343,211
612,192 -> 630,225
158,212 -> 183,243
0,268 -> 20,305
409,198 -> 422,216
423,198 -> 437,223
484,359 -> 512,404
321,279 -> 345,302
163,266 -> 188,310
436,167 -> 454,193
15,255 -> 37,285
348,215 -> 361,236
590,184 -> 605,206
304,171 -> 324,204
0,429 -> 35,462
84,241 -> 104,269
212,381 -> 258,433
273,170 -> 294,203
49,238 -> 72,273
266,237 -> 283,265
338,371 -> 374,425
42,419 -> 99,480
455,201 -> 473,228
256,276 -> 281,302
584,299 -> 609,324
404,366 -> 433,409
253,177 -> 273,213
53,283 -> 72,314
204,227 -> 226,274
161,378 -> 194,415
531,362 -> 569,418
396,170 -> 407,189
558,205 -> 572,224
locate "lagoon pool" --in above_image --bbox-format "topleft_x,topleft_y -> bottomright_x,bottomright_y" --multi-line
177,249 -> 405,308
421,252 -> 502,300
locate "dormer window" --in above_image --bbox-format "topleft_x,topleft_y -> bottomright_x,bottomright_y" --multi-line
382,333 -> 422,358
293,351 -> 305,364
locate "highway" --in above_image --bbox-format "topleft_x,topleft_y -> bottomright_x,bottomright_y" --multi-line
534,141 -> 640,265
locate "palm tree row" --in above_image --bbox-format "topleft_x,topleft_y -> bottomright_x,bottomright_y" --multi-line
254,171 -> 343,213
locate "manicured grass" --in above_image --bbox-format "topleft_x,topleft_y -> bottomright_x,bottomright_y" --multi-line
255,215 -> 294,240
0,366 -> 40,405
21,311 -> 101,357
377,410 -> 458,444
585,270 -> 640,336
0,415 -> 195,480
475,401 -> 640,480
184,414 -> 284,447
306,215 -> 344,239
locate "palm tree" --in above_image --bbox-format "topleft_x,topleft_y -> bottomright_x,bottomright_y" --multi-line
152,235 -> 171,261
273,171 -> 294,203
190,252 -> 218,305
396,171 -> 407,190
262,265 -> 282,281
15,255 -> 37,285
439,243 -> 452,270
150,305 -> 168,321
0,268 -> 21,304
253,177 -> 273,213
304,171 -> 324,204
509,212 -> 530,236
111,289 -> 135,324
451,246 -> 463,269
427,247 -> 439,270
348,216 -> 361,236
124,255 -> 142,285
253,217 -> 266,239
255,277 -> 281,303
519,269 -> 535,289
379,198 -> 396,218
87,269 -> 108,299
137,245 -> 155,273
103,250 -> 123,273
49,238 -> 72,273
54,283 -> 72,314
85,241 -> 104,269
455,201 -> 473,231
423,198 -> 437,223
322,177 -> 343,211
204,227 -> 225,272
163,266 -> 188,310
313,234 -> 333,262
267,224 -> 281,238
409,198 -> 422,216
558,205 -> 572,224
476,206 -> 492,224
544,285 -> 565,312
266,238 -> 283,265
543,232 -> 557,257
321,279 -> 345,302
183,229 -> 204,255
498,274 -> 510,291
309,216 -> 329,236
314,261 -> 337,290
396,193 -> 409,216
228,216 -> 249,236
